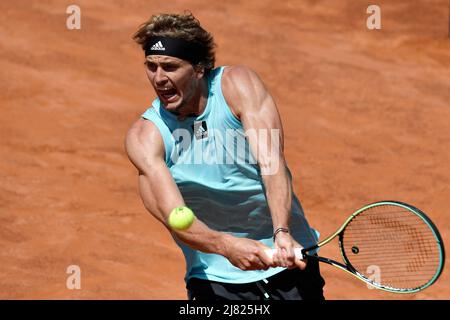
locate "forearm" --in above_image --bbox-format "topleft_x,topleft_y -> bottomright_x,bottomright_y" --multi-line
261,162 -> 308,268
172,220 -> 233,256
261,162 -> 293,231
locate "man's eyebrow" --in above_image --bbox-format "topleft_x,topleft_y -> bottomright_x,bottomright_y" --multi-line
160,61 -> 180,66
145,58 -> 179,65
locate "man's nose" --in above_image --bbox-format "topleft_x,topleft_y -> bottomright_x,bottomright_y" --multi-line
154,67 -> 168,85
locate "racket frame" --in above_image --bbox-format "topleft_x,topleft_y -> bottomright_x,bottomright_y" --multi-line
301,200 -> 445,293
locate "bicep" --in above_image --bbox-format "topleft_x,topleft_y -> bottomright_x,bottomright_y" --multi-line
223,67 -> 286,174
240,90 -> 285,153
137,163 -> 184,225
125,119 -> 184,224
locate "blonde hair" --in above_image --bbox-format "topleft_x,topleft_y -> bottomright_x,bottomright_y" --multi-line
133,13 -> 216,73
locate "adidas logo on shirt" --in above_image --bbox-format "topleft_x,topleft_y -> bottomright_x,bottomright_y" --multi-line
150,41 -> 165,51
192,121 -> 208,140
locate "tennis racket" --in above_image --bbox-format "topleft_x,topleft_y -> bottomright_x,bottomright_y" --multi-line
265,200 -> 445,293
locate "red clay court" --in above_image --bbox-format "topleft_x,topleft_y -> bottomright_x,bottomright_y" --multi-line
0,0 -> 449,299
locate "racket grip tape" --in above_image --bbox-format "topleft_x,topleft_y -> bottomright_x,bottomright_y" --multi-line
264,248 -> 305,260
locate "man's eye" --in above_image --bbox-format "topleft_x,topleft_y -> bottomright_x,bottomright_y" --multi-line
145,63 -> 157,71
163,65 -> 178,71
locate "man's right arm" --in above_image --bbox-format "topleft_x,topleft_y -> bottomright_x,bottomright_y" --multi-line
125,118 -> 275,270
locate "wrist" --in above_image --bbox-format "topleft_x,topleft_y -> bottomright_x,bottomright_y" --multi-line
218,233 -> 234,257
273,227 -> 289,242
273,225 -> 289,232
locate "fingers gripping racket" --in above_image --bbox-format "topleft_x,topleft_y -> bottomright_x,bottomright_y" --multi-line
266,201 -> 445,293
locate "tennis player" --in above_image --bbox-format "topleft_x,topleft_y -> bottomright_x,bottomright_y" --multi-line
125,12 -> 325,300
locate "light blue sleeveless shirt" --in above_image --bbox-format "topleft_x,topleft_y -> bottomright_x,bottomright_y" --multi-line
142,67 -> 319,284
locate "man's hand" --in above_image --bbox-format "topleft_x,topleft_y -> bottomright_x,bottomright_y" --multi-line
273,232 -> 307,270
223,236 -> 276,271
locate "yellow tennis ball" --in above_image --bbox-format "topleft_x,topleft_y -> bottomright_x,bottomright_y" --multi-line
168,206 -> 195,230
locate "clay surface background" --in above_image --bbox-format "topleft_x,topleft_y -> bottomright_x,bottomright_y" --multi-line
1,0 -> 449,299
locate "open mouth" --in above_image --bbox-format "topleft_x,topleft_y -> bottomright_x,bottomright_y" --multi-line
157,88 -> 178,102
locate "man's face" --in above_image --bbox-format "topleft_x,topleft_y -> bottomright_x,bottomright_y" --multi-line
144,55 -> 203,113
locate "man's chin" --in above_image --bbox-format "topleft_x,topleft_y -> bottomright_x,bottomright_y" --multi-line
161,101 -> 183,114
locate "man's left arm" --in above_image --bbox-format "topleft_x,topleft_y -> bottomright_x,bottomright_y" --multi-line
222,66 -> 306,270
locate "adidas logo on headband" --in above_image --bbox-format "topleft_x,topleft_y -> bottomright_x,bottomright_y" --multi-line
150,41 -> 165,51
145,37 -> 202,64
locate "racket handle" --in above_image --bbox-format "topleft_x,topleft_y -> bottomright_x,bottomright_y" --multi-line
264,248 -> 304,260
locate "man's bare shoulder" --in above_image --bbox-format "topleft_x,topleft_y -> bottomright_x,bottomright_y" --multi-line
221,65 -> 268,116
222,65 -> 261,85
126,118 -> 162,145
125,118 -> 165,168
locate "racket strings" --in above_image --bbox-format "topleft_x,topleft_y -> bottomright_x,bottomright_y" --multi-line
341,204 -> 441,290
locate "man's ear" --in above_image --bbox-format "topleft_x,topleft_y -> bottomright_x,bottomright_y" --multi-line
194,65 -> 205,79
